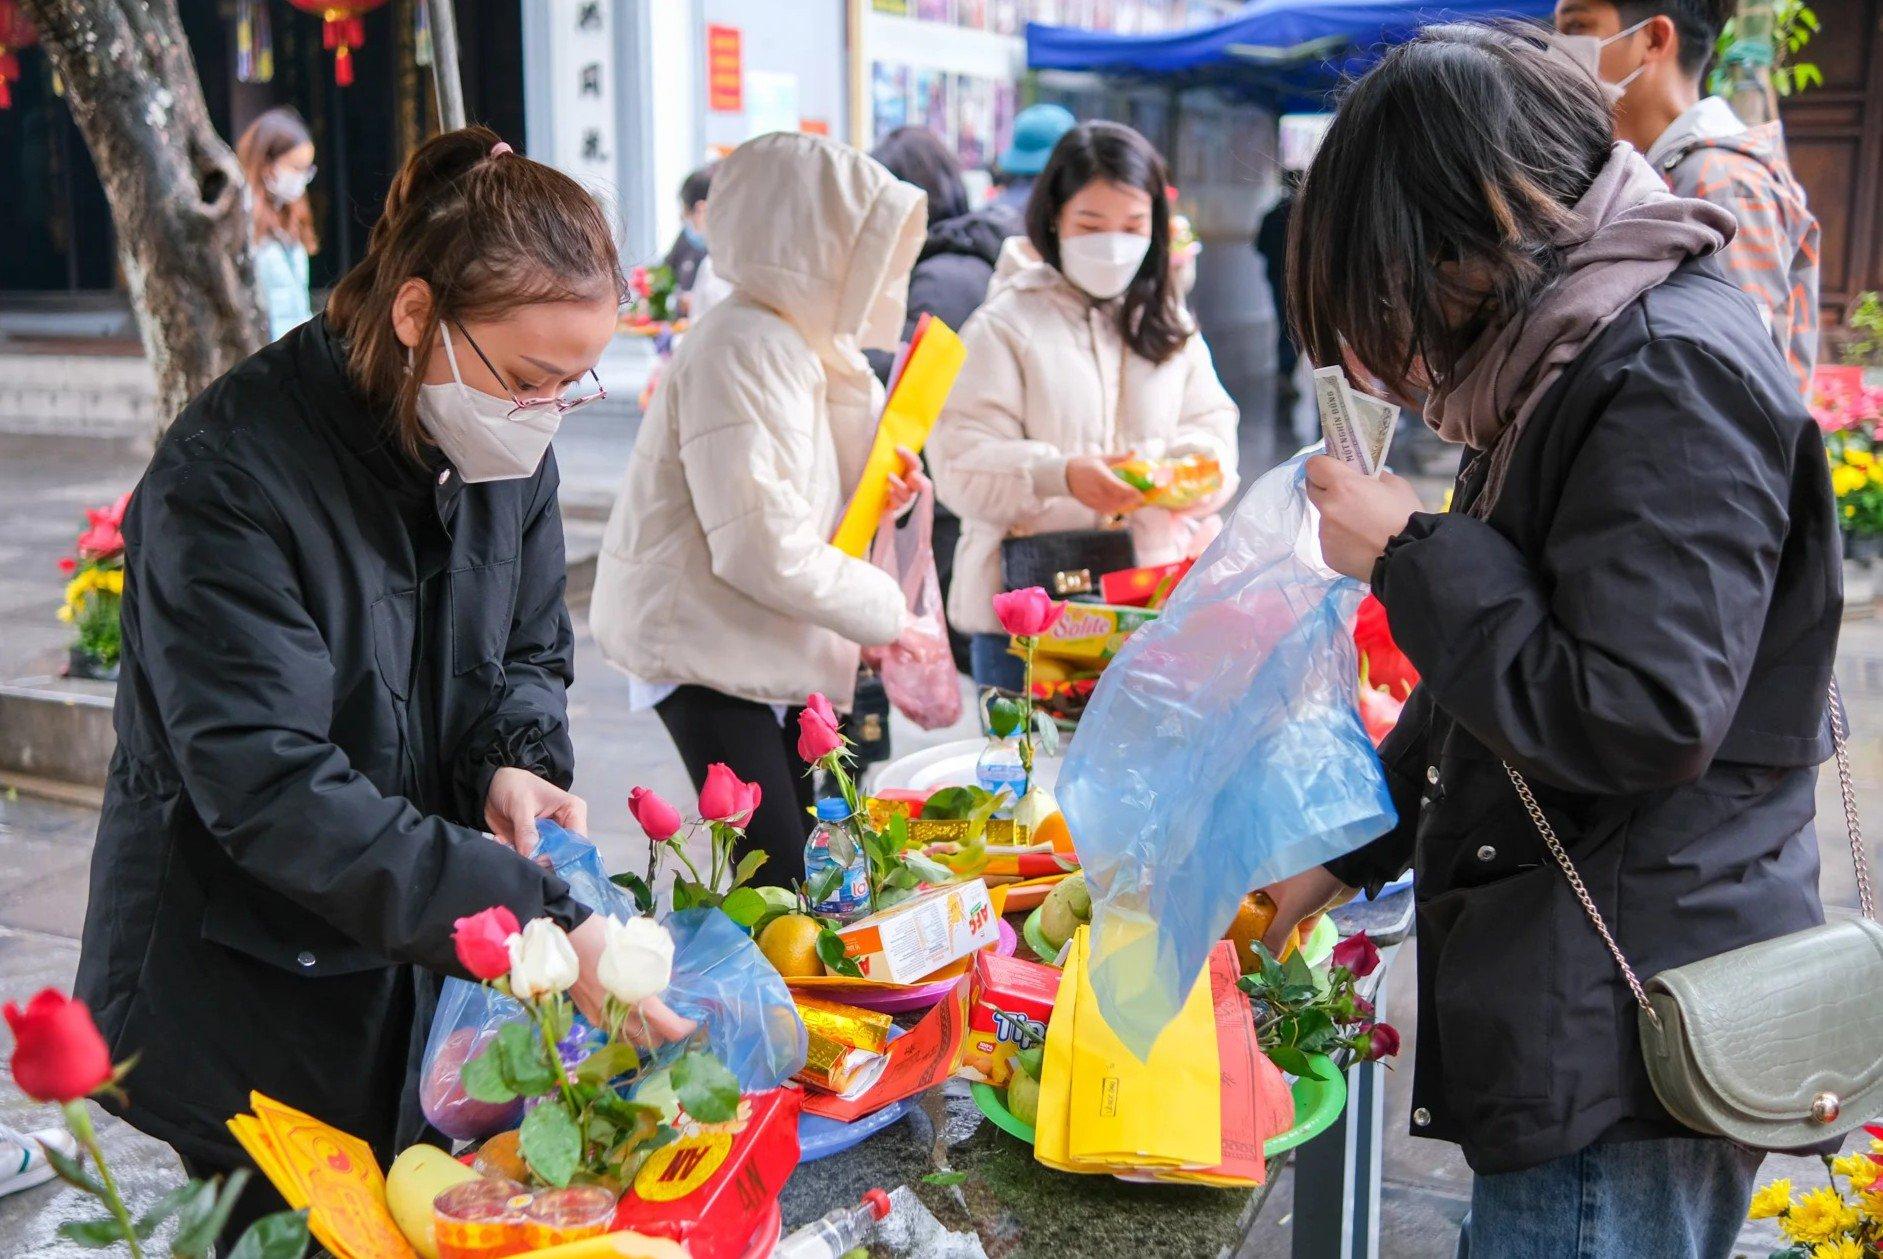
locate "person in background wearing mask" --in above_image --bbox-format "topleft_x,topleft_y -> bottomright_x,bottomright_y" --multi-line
1556,0 -> 1820,388
661,161 -> 717,295
989,102 -> 1076,222
74,128 -> 683,1252
930,122 -> 1239,692
591,133 -> 930,888
236,107 -> 319,341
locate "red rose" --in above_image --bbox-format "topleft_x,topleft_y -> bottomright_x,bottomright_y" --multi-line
796,709 -> 843,764
1331,931 -> 1381,979
4,989 -> 114,1103
700,763 -> 761,826
1354,594 -> 1418,700
452,906 -> 520,981
57,557 -> 77,575
628,787 -> 684,843
992,587 -> 1067,639
1364,1022 -> 1401,1061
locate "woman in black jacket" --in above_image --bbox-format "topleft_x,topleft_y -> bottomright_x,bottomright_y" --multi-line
73,128 -> 659,1246
1260,25 -> 1839,1257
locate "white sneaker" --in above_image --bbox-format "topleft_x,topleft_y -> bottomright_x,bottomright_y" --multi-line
0,1119 -> 80,1197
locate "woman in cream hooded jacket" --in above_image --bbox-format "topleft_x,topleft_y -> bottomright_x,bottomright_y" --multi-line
591,132 -> 924,883
930,240 -> 1240,645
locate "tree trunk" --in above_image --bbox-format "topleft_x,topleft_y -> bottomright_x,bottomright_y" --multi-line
21,0 -> 265,436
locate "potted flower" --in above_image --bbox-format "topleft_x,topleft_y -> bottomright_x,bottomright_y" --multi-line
1812,369 -> 1883,611
1743,1133 -> 1883,1257
57,492 -> 130,681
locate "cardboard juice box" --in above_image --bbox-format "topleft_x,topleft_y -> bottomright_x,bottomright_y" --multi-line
960,951 -> 1060,1085
835,879 -> 999,984
1032,602 -> 1158,665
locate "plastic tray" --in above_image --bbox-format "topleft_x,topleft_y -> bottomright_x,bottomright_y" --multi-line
798,916 -> 1016,1014
872,738 -> 1063,795
969,1051 -> 1347,1159
1021,906 -> 1338,971
797,1029 -> 916,1162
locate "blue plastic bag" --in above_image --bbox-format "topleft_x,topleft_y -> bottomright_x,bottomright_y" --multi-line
1058,450 -> 1397,1059
418,822 -> 806,1140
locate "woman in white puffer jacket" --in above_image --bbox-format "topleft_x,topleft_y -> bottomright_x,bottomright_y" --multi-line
929,121 -> 1239,690
591,132 -> 927,886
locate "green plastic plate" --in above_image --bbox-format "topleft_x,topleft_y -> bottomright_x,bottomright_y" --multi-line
970,1051 -> 1347,1160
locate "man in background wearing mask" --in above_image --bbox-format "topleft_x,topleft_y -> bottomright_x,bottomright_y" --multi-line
661,162 -> 718,294
1555,0 -> 1820,388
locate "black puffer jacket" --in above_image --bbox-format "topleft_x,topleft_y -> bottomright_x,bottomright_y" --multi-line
1327,258 -> 1840,1174
75,318 -> 589,1165
866,206 -> 1017,384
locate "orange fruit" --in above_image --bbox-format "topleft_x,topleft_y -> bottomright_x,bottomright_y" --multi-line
1031,810 -> 1075,855
472,1129 -> 529,1182
758,913 -> 826,978
1223,892 -> 1301,974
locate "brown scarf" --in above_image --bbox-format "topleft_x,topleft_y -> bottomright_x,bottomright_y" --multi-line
1426,144 -> 1734,516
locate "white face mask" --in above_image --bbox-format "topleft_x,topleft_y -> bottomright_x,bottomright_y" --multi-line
1557,18 -> 1653,105
266,163 -> 315,203
1057,231 -> 1152,300
413,324 -> 562,483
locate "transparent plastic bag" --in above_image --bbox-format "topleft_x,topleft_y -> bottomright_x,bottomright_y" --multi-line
419,823 -> 807,1140
871,485 -> 962,731
1057,450 -> 1397,1058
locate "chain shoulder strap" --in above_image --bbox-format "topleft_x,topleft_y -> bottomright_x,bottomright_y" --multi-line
1503,680 -> 1875,1022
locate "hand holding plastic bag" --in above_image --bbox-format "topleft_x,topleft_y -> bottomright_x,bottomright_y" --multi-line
419,822 -> 807,1139
1057,451 -> 1397,1059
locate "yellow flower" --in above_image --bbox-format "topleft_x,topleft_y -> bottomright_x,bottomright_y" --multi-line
1860,1189 -> 1883,1222
1784,1186 -> 1861,1244
1870,463 -> 1883,486
56,603 -> 73,624
1749,1178 -> 1794,1220
1846,447 -> 1875,469
1834,1154 -> 1880,1192
1812,1239 -> 1862,1259
99,568 -> 124,596
1833,465 -> 1868,497
1847,504 -> 1860,519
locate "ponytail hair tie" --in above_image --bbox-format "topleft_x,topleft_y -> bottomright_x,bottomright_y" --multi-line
489,141 -> 514,158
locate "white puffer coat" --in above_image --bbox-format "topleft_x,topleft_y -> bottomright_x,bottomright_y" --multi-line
591,132 -> 925,707
928,238 -> 1240,635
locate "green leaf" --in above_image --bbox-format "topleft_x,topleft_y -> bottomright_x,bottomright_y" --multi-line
1267,1045 -> 1315,1077
816,928 -> 864,978
804,864 -> 846,908
462,1038 -> 520,1103
41,1141 -> 105,1197
734,850 -> 769,886
987,697 -> 1026,738
919,785 -> 996,821
1033,709 -> 1061,756
673,1049 -> 742,1124
57,1218 -> 130,1248
720,887 -> 771,927
173,1171 -> 250,1258
902,852 -> 954,885
922,1170 -> 970,1187
886,812 -> 911,850
495,1021 -> 559,1097
609,871 -> 655,915
227,1210 -> 311,1259
876,884 -> 917,910
592,1094 -> 662,1148
520,1102 -> 582,1188
826,825 -> 860,867
573,1041 -> 644,1086
883,866 -> 921,891
1281,948 -> 1315,989
133,1182 -> 199,1239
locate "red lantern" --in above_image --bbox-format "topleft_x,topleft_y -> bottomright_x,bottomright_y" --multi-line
0,0 -> 38,111
285,0 -> 388,87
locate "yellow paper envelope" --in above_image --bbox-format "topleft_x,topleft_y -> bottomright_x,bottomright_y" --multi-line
230,1093 -> 416,1259
831,317 -> 967,556
1031,928 -> 1086,1174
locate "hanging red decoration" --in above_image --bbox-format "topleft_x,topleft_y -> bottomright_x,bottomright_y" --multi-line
285,0 -> 389,87
0,0 -> 39,111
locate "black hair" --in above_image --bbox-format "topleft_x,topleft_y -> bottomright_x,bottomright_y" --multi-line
1286,23 -> 1613,399
1616,0 -> 1732,77
871,127 -> 970,223
1026,121 -> 1186,365
678,162 -> 717,212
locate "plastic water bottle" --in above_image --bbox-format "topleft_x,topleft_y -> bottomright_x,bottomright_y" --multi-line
772,1189 -> 892,1259
975,734 -> 1028,809
803,797 -> 870,920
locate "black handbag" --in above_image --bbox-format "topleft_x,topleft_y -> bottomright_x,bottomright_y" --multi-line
842,669 -> 893,769
1000,528 -> 1137,598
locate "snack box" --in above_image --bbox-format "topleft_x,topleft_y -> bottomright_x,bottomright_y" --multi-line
959,951 -> 1060,1086
834,879 -> 1000,984
1031,602 -> 1159,665
1100,558 -> 1195,608
613,1087 -> 801,1259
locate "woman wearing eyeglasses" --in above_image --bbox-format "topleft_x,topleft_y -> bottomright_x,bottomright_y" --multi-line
73,128 -> 656,1251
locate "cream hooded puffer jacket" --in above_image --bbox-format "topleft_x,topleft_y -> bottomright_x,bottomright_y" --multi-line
591,133 -> 925,708
929,238 -> 1240,635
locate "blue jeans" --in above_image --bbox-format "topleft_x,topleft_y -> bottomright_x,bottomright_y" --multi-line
1456,1138 -> 1762,1259
969,632 -> 1026,693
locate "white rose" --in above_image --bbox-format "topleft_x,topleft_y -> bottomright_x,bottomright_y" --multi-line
506,917 -> 579,1001
596,915 -> 675,1006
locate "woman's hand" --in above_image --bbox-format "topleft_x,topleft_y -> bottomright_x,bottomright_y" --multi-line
882,445 -> 929,518
1304,456 -> 1424,582
566,919 -> 700,1036
1067,454 -> 1144,515
485,766 -> 588,858
1258,866 -> 1356,956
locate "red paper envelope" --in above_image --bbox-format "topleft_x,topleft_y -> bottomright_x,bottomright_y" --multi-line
800,977 -> 971,1122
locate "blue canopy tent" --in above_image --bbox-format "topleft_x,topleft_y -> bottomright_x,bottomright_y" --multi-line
1026,0 -> 1556,112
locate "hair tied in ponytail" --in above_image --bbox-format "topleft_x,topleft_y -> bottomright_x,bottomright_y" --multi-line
490,142 -> 513,158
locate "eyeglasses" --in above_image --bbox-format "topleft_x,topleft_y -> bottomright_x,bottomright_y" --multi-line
453,321 -> 607,421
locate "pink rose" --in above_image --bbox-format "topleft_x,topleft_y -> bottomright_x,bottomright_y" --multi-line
797,710 -> 843,764
452,906 -> 520,981
629,786 -> 683,842
992,587 -> 1067,639
1331,931 -> 1381,979
805,692 -> 839,730
700,763 -> 761,826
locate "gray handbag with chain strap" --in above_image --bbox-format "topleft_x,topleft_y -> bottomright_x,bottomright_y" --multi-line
1504,684 -> 1883,1150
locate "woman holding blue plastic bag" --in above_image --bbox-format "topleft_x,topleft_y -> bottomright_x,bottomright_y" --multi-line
1256,24 -> 1839,1257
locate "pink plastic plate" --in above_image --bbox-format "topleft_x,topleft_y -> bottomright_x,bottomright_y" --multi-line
825,918 -> 1017,1014
738,1197 -> 782,1259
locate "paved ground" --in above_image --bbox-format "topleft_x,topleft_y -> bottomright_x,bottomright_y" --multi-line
0,397 -> 1868,1255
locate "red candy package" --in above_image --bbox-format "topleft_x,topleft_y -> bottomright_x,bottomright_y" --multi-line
613,1088 -> 802,1258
